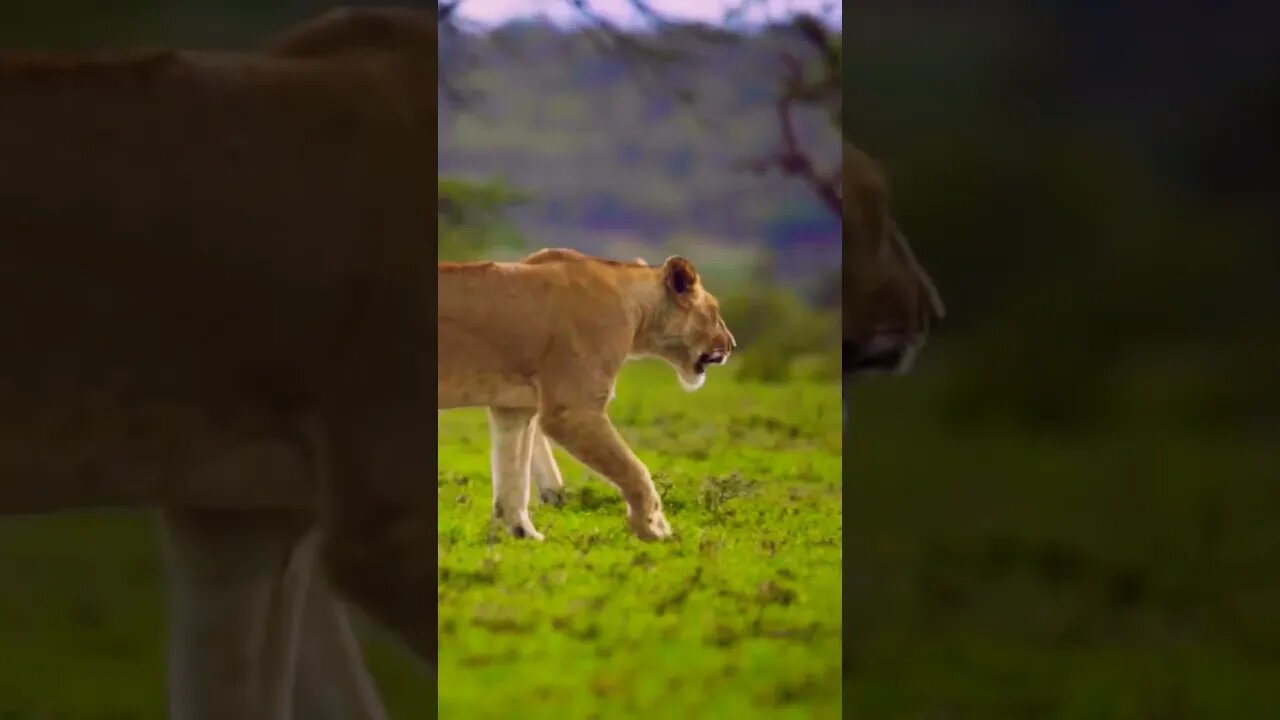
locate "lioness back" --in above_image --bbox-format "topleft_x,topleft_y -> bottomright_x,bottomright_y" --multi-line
437,259 -> 646,410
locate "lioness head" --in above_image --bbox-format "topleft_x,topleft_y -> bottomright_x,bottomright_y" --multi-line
641,256 -> 736,392
844,142 -> 945,377
521,248 -> 735,392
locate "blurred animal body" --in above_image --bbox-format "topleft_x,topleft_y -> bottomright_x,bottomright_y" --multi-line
843,142 -> 945,421
0,7 -> 439,720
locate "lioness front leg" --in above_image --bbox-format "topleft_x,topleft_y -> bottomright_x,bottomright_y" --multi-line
538,406 -> 670,541
488,407 -> 543,539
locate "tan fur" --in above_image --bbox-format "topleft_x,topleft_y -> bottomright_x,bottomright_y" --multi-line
0,7 -> 439,714
439,250 -> 735,540
843,141 -> 945,375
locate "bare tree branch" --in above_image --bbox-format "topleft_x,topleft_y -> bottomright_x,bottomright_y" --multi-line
437,1 -> 460,22
442,1 -> 846,218
738,14 -> 843,220
436,0 -> 485,108
566,0 -> 680,66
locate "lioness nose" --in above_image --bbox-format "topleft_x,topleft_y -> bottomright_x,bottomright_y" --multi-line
846,327 -> 910,375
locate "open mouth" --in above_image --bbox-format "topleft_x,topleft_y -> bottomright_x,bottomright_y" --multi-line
694,349 -> 728,374
845,333 -> 917,375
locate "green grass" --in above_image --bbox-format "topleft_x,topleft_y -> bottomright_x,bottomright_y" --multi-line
11,357 -> 1271,719
846,371 -> 1280,720
0,517 -> 426,719
0,362 -> 841,719
437,362 -> 844,719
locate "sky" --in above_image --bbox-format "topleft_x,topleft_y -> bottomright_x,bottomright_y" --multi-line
455,0 -> 842,29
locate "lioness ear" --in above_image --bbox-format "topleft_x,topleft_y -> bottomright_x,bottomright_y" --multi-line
662,256 -> 699,296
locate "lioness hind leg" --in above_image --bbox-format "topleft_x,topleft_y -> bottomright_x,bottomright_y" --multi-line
537,407 -> 671,541
529,421 -> 565,507
317,410 -> 436,668
488,407 -> 543,540
291,572 -> 389,720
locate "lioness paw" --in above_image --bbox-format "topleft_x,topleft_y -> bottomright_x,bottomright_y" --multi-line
627,504 -> 672,542
512,522 -> 545,542
492,506 -> 545,541
539,487 -> 565,507
498,518 -> 544,542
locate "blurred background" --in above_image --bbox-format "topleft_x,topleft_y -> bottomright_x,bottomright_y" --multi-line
845,2 -> 1280,718
0,3 -> 442,718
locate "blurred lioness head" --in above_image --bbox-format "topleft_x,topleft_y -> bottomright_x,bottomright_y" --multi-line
843,142 -> 945,377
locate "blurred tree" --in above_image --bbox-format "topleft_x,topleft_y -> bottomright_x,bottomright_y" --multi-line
737,13 -> 842,298
438,178 -> 529,259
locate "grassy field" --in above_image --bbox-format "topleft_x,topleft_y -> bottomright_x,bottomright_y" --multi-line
0,361 -> 841,719
848,373 -> 1280,720
437,362 -> 844,719
7,355 -> 1272,719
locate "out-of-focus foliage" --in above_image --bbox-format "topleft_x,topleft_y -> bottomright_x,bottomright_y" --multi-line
438,177 -> 529,260
721,284 -> 840,383
844,5 -> 1280,717
438,21 -> 840,276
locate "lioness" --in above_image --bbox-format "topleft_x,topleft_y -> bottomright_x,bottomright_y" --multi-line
843,141 -> 945,377
439,251 -> 735,541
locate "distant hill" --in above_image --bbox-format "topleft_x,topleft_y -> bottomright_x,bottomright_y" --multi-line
438,22 -> 842,279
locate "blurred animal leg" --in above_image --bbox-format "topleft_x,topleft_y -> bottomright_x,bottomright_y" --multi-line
291,571 -> 389,720
160,508 -> 313,720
